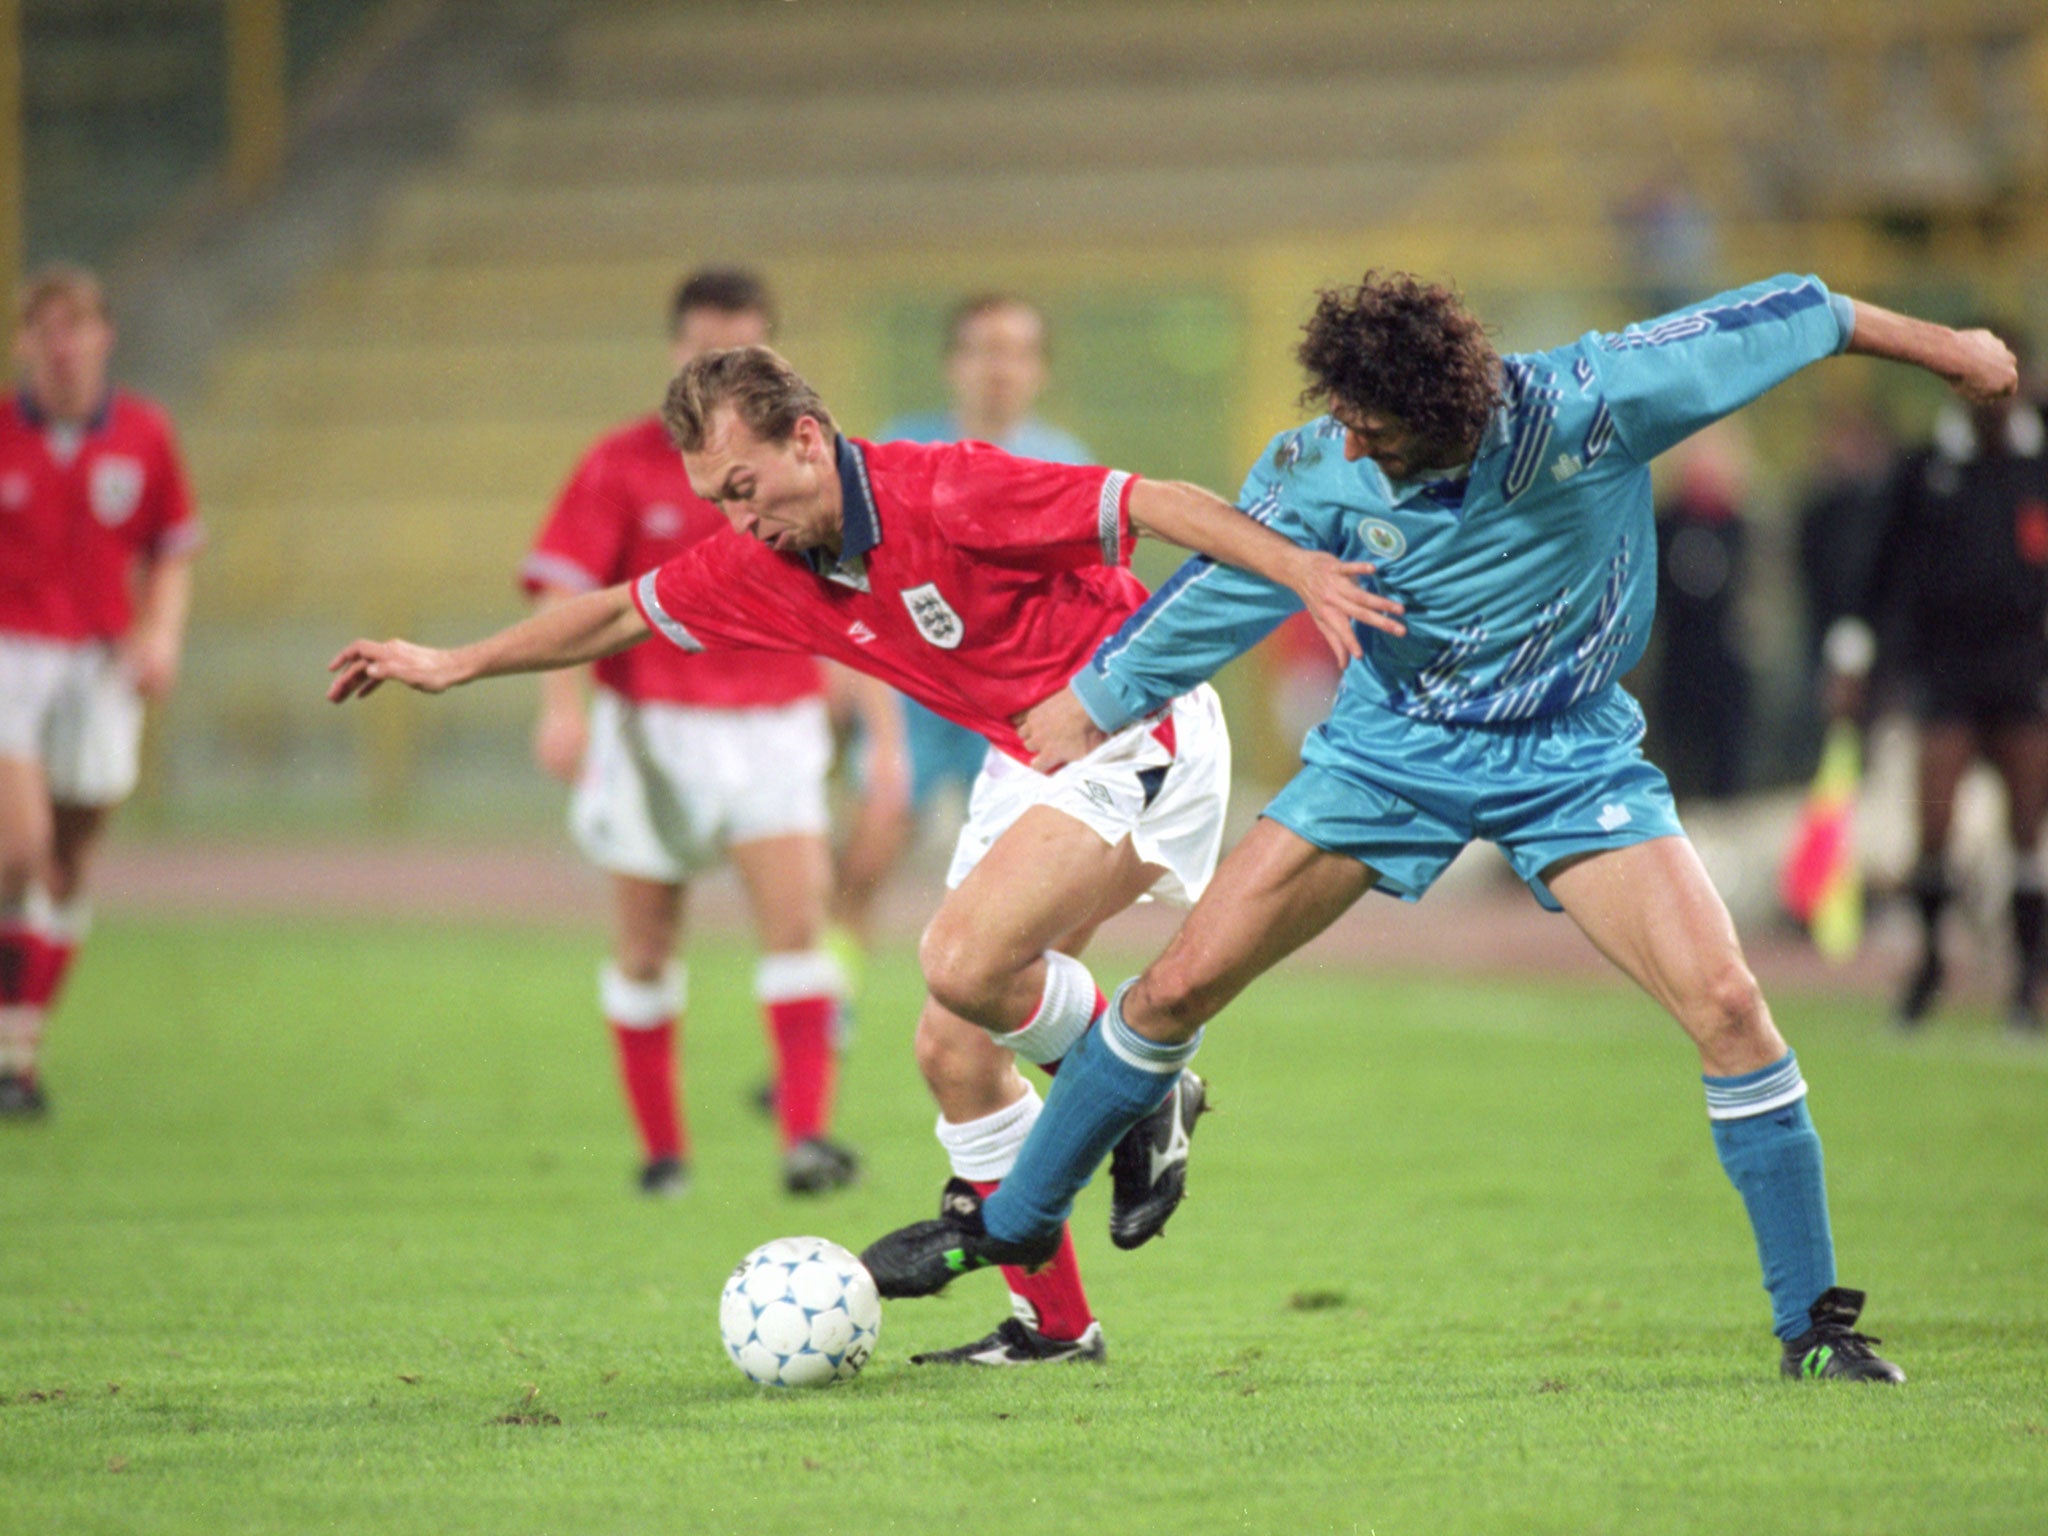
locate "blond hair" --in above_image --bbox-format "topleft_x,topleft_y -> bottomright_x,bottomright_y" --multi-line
664,345 -> 835,453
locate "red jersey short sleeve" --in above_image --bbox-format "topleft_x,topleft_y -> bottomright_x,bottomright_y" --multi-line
522,415 -> 821,708
0,390 -> 202,642
632,437 -> 1155,763
919,440 -> 1137,572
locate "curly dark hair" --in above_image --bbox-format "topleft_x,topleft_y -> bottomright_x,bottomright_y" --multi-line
1297,273 -> 1501,458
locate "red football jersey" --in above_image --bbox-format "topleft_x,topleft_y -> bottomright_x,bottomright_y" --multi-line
522,415 -> 822,707
631,436 -> 1147,763
0,389 -> 201,642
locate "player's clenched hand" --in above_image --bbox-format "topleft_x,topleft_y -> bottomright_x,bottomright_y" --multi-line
1946,328 -> 2020,405
1287,550 -> 1404,664
326,638 -> 465,703
1016,687 -> 1107,773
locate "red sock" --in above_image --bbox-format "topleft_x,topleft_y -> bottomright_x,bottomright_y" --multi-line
969,1178 -> 1094,1342
767,995 -> 836,1146
609,1021 -> 684,1162
28,935 -> 76,1012
0,921 -> 51,1083
0,922 -> 36,1007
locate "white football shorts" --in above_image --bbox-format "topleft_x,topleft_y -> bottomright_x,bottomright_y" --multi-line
570,689 -> 832,883
0,633 -> 144,806
945,683 -> 1231,907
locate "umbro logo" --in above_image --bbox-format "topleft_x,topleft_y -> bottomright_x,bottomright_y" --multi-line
847,621 -> 877,645
1550,452 -> 1585,483
1597,802 -> 1632,831
1080,780 -> 1115,810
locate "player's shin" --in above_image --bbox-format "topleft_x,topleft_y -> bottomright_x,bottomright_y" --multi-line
979,979 -> 1199,1244
1704,1051 -> 1837,1340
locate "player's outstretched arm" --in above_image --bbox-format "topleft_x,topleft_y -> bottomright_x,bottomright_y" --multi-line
327,583 -> 648,704
1127,479 -> 1404,663
1844,301 -> 2017,404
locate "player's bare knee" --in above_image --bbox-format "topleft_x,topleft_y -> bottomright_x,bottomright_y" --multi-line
1681,959 -> 1769,1054
917,915 -> 997,1019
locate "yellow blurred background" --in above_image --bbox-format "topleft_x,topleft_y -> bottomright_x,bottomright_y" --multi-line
17,0 -> 2048,830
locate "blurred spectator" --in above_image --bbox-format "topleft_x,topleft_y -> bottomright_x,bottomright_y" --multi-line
1847,327 -> 2048,1032
0,265 -> 201,1117
1651,420 -> 1755,800
832,295 -> 1089,964
1797,399 -> 1898,700
1613,173 -> 1719,317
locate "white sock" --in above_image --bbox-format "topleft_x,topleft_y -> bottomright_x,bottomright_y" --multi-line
601,963 -> 684,1026
993,952 -> 1099,1066
934,1086 -> 1044,1182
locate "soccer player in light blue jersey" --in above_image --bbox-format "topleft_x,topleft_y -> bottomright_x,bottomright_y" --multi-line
862,272 -> 2019,1382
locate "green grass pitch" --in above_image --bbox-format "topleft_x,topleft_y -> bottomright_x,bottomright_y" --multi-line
3,914 -> 2044,1535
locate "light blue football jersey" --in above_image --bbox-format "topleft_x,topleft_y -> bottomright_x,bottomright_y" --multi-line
1072,275 -> 1854,740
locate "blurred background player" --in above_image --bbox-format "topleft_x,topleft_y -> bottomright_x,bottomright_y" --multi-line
0,265 -> 200,1117
830,295 -> 1090,975
1842,330 -> 2048,1033
522,268 -> 881,1195
1648,421 -> 1756,801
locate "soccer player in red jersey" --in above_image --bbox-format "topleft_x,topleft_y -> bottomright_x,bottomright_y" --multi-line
523,269 -> 895,1198
0,266 -> 201,1117
330,345 -> 1399,1363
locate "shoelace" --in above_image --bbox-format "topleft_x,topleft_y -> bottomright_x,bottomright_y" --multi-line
1818,1328 -> 1884,1359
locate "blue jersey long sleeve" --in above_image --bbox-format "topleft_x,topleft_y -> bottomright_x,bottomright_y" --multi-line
1075,274 -> 1852,737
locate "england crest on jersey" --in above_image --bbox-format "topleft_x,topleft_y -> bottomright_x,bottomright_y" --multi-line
900,582 -> 964,649
89,456 -> 145,527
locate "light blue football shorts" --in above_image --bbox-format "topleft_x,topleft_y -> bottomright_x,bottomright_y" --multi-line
1263,685 -> 1685,911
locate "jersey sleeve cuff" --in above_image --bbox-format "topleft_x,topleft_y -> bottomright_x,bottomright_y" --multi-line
521,550 -> 603,596
151,520 -> 207,561
1099,470 -> 1138,566
1069,663 -> 1143,734
631,569 -> 704,653
1827,290 -> 1856,353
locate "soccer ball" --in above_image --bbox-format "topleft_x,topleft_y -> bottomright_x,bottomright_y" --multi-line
719,1236 -> 881,1387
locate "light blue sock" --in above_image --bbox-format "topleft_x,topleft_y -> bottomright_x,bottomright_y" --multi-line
1704,1051 -> 1837,1340
981,981 -> 1199,1244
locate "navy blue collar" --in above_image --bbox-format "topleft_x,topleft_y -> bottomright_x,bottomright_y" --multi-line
816,434 -> 882,572
19,388 -> 112,435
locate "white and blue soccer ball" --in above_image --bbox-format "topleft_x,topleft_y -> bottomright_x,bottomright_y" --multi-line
719,1236 -> 881,1388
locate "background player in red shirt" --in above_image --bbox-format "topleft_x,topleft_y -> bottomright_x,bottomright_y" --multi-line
523,268 -> 895,1197
330,345 -> 1397,1363
0,265 -> 201,1116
